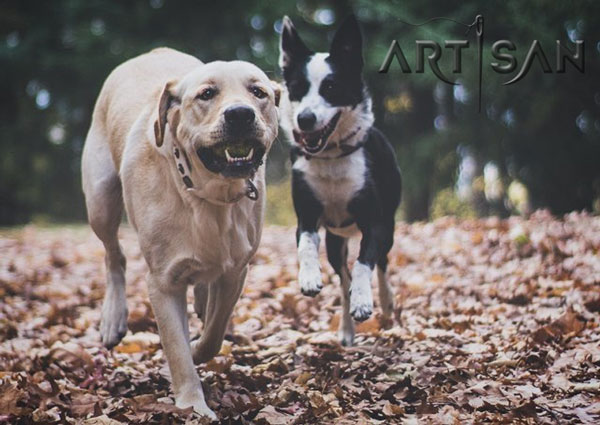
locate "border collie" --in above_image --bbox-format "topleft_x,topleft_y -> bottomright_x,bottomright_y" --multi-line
279,15 -> 402,346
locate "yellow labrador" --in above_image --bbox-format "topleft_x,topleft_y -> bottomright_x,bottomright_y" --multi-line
81,47 -> 280,419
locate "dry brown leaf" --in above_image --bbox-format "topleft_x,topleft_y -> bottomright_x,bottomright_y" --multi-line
2,215 -> 599,424
0,381 -> 30,416
82,415 -> 126,425
355,315 -> 381,334
531,310 -> 586,344
254,405 -> 293,425
114,342 -> 144,354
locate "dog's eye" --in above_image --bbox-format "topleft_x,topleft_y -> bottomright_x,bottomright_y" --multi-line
251,86 -> 267,99
322,81 -> 336,92
197,88 -> 216,101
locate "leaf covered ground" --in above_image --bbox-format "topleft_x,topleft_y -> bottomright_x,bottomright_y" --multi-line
1,211 -> 599,424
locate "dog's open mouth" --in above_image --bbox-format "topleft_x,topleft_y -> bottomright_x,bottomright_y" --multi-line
293,111 -> 342,154
197,140 -> 265,178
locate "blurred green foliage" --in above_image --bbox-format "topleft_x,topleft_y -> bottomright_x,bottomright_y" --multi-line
430,188 -> 477,220
1,0 -> 599,225
265,179 -> 295,226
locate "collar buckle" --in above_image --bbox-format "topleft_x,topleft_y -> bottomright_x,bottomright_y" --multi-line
246,179 -> 259,201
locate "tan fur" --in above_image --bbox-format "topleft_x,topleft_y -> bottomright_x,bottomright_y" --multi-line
81,47 -> 280,420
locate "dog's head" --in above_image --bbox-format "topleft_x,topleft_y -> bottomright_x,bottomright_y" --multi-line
154,61 -> 281,179
279,15 -> 371,154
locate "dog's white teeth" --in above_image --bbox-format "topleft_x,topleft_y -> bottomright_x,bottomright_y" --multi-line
225,147 -> 253,163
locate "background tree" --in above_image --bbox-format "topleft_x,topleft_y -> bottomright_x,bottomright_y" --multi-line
1,0 -> 598,224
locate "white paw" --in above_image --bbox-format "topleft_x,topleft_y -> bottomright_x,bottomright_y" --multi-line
100,291 -> 128,349
297,232 -> 322,296
298,264 -> 322,297
350,297 -> 373,322
176,391 -> 217,421
350,262 -> 373,322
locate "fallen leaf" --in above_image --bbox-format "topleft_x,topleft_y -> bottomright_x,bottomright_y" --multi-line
254,405 -> 294,425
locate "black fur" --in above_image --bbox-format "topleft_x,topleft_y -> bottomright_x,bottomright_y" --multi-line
291,163 -> 323,244
348,128 -> 401,268
280,18 -> 311,102
291,128 -> 402,271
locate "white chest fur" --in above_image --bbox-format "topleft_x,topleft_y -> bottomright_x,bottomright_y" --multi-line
293,151 -> 367,232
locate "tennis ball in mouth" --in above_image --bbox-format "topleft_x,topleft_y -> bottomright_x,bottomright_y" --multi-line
213,144 -> 252,158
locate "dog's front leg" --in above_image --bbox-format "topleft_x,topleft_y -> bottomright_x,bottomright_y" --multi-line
297,230 -> 323,296
191,267 -> 246,364
292,173 -> 324,297
350,224 -> 387,322
147,275 -> 216,421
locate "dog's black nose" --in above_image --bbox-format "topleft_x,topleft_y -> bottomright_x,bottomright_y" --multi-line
297,109 -> 316,131
224,105 -> 255,129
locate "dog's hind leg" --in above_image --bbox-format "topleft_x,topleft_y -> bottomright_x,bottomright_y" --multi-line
82,124 -> 128,349
193,282 -> 208,323
326,231 -> 354,346
191,267 -> 246,364
377,220 -> 396,321
377,256 -> 395,321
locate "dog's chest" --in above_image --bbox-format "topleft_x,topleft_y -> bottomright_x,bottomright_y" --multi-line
172,200 -> 260,283
294,152 -> 367,230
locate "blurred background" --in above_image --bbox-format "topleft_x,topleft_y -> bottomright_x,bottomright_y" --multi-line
1,0 -> 599,226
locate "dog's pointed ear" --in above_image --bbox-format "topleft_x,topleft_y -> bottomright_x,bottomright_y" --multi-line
329,14 -> 364,71
270,81 -> 282,107
279,15 -> 311,69
154,80 -> 180,147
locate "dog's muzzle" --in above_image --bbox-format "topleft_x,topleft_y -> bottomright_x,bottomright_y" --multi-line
196,139 -> 266,179
196,105 -> 267,179
293,111 -> 342,154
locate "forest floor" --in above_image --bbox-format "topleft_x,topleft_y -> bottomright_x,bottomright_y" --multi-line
0,211 -> 599,424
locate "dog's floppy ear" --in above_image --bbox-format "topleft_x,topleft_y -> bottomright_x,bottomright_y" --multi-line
279,15 -> 312,69
154,80 -> 180,147
270,81 -> 282,107
329,14 -> 364,72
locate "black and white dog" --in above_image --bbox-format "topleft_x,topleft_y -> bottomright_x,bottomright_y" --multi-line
279,15 -> 402,346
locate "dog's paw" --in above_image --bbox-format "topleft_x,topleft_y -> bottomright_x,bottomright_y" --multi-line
192,404 -> 217,421
350,279 -> 373,321
338,311 -> 356,346
338,328 -> 355,347
176,391 -> 217,421
298,265 -> 323,297
100,294 -> 128,349
350,262 -> 373,322
191,339 -> 220,365
350,301 -> 373,322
